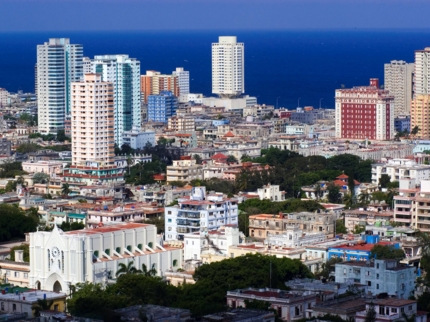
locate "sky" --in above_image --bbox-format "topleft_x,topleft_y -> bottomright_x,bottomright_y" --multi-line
0,0 -> 430,32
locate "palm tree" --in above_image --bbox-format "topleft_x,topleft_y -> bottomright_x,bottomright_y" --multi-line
314,183 -> 322,200
127,156 -> 133,175
61,183 -> 71,197
32,298 -> 54,317
137,263 -> 157,277
359,191 -> 370,204
343,193 -> 354,208
116,261 -> 138,277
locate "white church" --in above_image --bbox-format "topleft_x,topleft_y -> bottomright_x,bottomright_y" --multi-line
29,223 -> 182,293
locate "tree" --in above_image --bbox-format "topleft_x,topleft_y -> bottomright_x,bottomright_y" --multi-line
315,257 -> 343,279
16,143 -> 42,153
227,155 -> 238,164
364,302 -> 376,322
379,174 -> 391,188
335,219 -> 347,234
9,244 -> 30,262
370,244 -> 405,260
411,126 -> 420,136
56,129 -> 70,142
193,154 -> 202,165
32,298 -> 54,317
327,183 -> 341,203
116,261 -> 138,277
137,263 -> 157,277
0,204 -> 37,241
359,191 -> 371,204
352,225 -> 365,234
61,183 -> 71,197
33,172 -> 50,184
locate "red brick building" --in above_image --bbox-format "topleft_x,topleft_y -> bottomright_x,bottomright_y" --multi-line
335,78 -> 394,140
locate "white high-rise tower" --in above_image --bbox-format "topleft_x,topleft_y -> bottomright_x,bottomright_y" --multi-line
37,38 -> 83,134
85,55 -> 141,146
414,47 -> 430,96
384,60 -> 414,117
212,36 -> 244,98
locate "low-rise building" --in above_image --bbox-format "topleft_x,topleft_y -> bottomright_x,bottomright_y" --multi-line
335,259 -> 416,299
257,184 -> 286,202
372,159 -> 430,185
21,160 -> 64,175
167,116 -> 195,132
226,288 -> 318,321
248,212 -> 335,240
203,309 -> 275,322
265,226 -> 325,248
355,299 -> 427,322
268,136 -> 299,152
122,126 -> 156,150
165,187 -> 238,241
311,296 -> 366,321
166,157 -> 203,183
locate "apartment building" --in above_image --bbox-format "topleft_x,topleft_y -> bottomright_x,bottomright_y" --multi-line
122,126 -> 156,150
411,94 -> 430,138
335,78 -> 394,140
167,115 -> 195,132
248,212 -> 335,240
21,160 -> 64,174
212,36 -> 244,98
393,179 -> 418,227
0,88 -> 8,108
268,136 -> 300,152
371,158 -> 430,185
166,157 -> 203,183
164,186 -> 239,241
37,38 -> 83,134
71,73 -> 114,165
344,209 -> 394,232
141,70 -> 180,103
414,47 -> 430,96
384,60 -> 414,117
257,184 -> 286,202
335,259 -> 415,299
147,91 -> 178,123
356,299 -> 426,322
226,288 -> 318,321
172,67 -> 190,103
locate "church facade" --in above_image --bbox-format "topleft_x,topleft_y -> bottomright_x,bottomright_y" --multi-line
29,223 -> 182,293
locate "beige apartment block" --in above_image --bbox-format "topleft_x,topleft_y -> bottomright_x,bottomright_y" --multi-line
166,157 -> 203,183
71,74 -> 114,166
411,94 -> 430,138
141,70 -> 179,103
167,115 -> 195,132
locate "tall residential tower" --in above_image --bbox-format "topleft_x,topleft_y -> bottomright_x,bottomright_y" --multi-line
37,38 -> 83,134
212,36 -> 244,98
85,55 -> 141,146
384,60 -> 414,117
414,47 -> 430,96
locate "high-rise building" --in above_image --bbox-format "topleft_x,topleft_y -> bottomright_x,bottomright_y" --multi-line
71,74 -> 114,166
335,78 -> 394,140
411,94 -> 430,138
212,36 -> 244,98
85,55 -> 141,146
172,67 -> 190,102
384,60 -> 414,117
147,91 -> 178,123
414,47 -> 430,96
37,38 -> 83,134
0,88 -> 8,108
140,70 -> 179,104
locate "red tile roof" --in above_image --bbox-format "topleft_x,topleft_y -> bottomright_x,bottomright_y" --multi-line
224,131 -> 235,137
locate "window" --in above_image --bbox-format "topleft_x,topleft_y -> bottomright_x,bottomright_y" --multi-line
14,272 -> 19,277
137,244 -> 143,250
391,308 -> 397,313
230,253 -> 234,258
409,306 -> 412,311
401,308 -> 405,313
367,281 -> 371,286
173,260 -> 178,267
376,284 -> 379,289
54,304 -> 59,311
377,263 -> 380,269
148,242 -> 153,249
376,273 -> 379,279
105,249 -> 110,255
1,302 -> 4,311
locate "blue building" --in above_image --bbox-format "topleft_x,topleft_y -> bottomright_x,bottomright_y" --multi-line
394,115 -> 411,133
147,91 -> 178,123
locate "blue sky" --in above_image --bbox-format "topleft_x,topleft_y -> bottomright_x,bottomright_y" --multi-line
0,0 -> 429,31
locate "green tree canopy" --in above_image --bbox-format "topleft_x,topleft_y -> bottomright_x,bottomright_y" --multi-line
0,204 -> 37,241
370,244 -> 405,260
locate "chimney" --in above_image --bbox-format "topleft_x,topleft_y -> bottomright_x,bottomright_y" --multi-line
370,78 -> 379,88
15,250 -> 24,263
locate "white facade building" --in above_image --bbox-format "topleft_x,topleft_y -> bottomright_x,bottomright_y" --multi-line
414,47 -> 430,96
122,126 -> 156,150
29,223 -> 182,294
212,36 -> 244,98
266,226 -> 325,248
172,67 -> 190,103
71,73 -> 115,165
0,88 -> 8,108
165,187 -> 239,241
183,226 -> 240,261
371,158 -> 430,185
257,184 -> 285,202
86,55 -> 141,146
37,38 -> 83,134
384,60 -> 414,117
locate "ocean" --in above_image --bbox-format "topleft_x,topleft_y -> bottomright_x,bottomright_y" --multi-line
0,30 -> 430,108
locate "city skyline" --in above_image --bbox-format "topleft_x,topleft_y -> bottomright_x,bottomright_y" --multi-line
1,0 -> 430,32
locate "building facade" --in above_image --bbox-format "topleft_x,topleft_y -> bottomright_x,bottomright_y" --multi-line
384,60 -> 414,117
172,67 -> 190,102
164,187 -> 239,241
29,223 -> 182,294
166,157 -> 203,183
37,38 -> 83,134
140,70 -> 180,104
371,159 -> 430,185
71,73 -> 115,165
414,47 -> 430,96
122,126 -> 156,150
335,78 -> 394,140
87,55 -> 141,146
335,259 -> 415,299
394,115 -> 411,133
212,36 -> 244,98
356,299 -> 426,322
411,95 -> 430,138
147,91 -> 178,123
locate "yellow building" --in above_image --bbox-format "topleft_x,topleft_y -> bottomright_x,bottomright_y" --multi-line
411,94 -> 430,138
